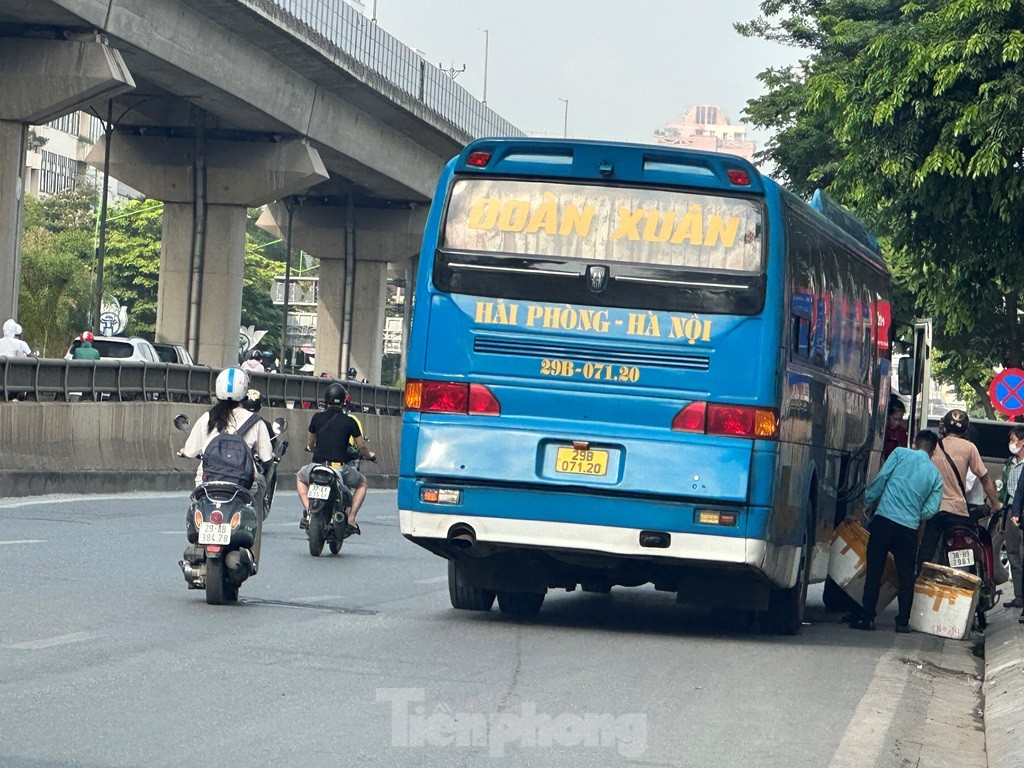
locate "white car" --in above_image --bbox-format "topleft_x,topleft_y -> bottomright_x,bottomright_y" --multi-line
65,336 -> 160,363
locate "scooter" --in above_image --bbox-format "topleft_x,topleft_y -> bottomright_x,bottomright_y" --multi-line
305,450 -> 375,557
941,507 -> 1000,630
174,414 -> 288,604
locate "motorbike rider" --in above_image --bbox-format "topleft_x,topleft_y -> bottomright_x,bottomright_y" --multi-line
297,382 -> 375,534
72,331 -> 102,360
179,368 -> 274,563
241,349 -> 265,373
917,409 -> 1002,572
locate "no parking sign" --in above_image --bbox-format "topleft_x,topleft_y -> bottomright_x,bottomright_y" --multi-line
989,369 -> 1024,417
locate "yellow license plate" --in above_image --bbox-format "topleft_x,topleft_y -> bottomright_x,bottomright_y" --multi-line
554,447 -> 609,476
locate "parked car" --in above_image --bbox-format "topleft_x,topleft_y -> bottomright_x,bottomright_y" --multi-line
65,336 -> 160,363
153,343 -> 195,366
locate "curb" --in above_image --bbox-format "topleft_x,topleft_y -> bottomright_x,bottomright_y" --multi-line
983,607 -> 1024,767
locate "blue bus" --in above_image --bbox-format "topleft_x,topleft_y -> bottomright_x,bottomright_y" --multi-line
399,139 -> 891,633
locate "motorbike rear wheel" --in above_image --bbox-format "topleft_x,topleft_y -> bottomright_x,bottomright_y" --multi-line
205,559 -> 229,605
307,514 -> 326,557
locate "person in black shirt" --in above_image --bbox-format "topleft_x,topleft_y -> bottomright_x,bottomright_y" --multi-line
296,383 -> 375,532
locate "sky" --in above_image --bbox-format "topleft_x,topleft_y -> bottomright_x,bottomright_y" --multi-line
365,0 -> 804,147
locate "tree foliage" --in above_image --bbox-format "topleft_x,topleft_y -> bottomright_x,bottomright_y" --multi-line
739,0 -> 1024,407
18,193 -> 285,356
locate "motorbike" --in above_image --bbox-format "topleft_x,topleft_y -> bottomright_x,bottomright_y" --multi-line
174,414 -> 288,604
305,449 -> 374,557
940,506 -> 1000,630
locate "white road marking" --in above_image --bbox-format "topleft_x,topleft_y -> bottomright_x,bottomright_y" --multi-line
826,648 -> 911,768
414,576 -> 446,585
0,539 -> 46,546
10,631 -> 93,650
0,492 -> 185,509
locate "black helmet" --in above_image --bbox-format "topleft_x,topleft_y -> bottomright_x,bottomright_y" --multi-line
242,388 -> 262,413
940,409 -> 969,436
346,367 -> 357,379
325,382 -> 350,408
249,349 -> 263,361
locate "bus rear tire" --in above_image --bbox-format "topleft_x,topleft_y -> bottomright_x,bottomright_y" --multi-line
448,560 -> 496,611
766,535 -> 811,635
497,590 -> 545,617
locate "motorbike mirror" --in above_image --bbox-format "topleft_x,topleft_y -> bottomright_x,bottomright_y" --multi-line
273,417 -> 287,434
173,413 -> 190,432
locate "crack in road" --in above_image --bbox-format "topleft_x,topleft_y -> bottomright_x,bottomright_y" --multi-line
240,597 -> 377,615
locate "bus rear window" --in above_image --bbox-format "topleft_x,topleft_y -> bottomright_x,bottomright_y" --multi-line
443,178 -> 763,272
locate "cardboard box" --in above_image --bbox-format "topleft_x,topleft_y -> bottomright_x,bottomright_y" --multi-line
908,563 -> 981,640
828,519 -> 900,614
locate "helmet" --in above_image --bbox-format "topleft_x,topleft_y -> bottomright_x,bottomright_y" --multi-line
346,367 -> 357,379
215,367 -> 251,402
81,331 -> 94,342
242,388 -> 262,412
940,409 -> 970,436
249,349 -> 263,361
324,382 -> 350,408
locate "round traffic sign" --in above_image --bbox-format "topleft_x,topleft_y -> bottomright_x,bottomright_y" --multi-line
989,368 -> 1024,416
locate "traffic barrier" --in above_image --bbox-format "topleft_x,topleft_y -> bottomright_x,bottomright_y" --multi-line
0,401 -> 401,498
0,358 -> 403,414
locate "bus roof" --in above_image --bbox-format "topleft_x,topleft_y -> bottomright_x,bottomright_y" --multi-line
456,137 -> 765,195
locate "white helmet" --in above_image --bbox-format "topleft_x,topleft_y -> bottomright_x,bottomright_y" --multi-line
215,367 -> 250,402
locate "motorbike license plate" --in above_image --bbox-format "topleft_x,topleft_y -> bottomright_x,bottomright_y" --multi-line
198,522 -> 231,546
948,548 -> 975,568
554,447 -> 609,477
308,484 -> 331,500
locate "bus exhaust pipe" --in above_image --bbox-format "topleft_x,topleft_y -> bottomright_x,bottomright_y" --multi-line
448,525 -> 477,550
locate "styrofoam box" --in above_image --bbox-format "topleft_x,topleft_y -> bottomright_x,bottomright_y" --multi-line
908,563 -> 981,640
828,519 -> 900,614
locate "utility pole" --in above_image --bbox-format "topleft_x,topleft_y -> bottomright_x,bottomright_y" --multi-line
480,28 -> 489,105
558,97 -> 569,138
92,100 -> 113,335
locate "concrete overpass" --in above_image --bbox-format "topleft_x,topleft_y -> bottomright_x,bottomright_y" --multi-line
0,0 -> 521,375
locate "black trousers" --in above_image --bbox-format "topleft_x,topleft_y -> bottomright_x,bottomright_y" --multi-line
917,510 -> 962,572
862,515 -> 919,624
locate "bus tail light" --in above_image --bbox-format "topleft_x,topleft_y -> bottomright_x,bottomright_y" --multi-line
671,402 -> 777,439
466,151 -> 492,167
727,168 -> 751,186
405,380 -> 500,416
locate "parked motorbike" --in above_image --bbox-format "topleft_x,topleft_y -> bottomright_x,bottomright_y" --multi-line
940,506 -> 1000,630
305,450 -> 375,557
174,413 -> 288,604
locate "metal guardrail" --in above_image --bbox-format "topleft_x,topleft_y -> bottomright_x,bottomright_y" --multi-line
0,358 -> 404,414
246,0 -> 524,140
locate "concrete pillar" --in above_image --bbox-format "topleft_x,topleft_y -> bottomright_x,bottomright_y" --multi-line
88,134 -> 328,367
156,203 -> 247,367
315,256 -> 346,378
257,202 -> 425,383
349,260 -> 388,384
0,121 -> 26,324
0,37 -> 134,322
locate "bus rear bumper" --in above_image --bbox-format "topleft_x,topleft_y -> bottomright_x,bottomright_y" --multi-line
399,510 -> 800,588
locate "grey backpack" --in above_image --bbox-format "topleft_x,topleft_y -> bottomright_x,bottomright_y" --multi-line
202,414 -> 262,488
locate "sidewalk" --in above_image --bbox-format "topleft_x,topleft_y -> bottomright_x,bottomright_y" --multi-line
983,606 -> 1024,767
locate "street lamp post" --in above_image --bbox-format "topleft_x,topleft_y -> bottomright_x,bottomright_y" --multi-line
558,97 -> 569,138
480,28 -> 489,105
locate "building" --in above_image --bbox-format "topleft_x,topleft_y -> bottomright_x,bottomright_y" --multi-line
25,110 -> 136,200
652,104 -> 756,162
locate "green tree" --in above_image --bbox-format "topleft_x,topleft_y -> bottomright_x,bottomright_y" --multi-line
17,196 -> 94,355
740,0 -> 1024,405
104,199 -> 164,336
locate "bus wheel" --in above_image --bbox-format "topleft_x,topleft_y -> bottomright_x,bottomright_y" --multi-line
448,560 -> 496,611
497,590 -> 545,617
765,534 -> 812,635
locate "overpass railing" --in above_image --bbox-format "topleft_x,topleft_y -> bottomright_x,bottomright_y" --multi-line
0,358 -> 404,414
247,0 -> 524,140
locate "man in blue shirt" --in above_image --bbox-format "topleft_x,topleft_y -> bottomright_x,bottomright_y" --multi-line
850,429 -> 944,632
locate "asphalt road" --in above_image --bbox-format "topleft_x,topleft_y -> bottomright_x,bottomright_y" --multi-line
0,490 -> 984,768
